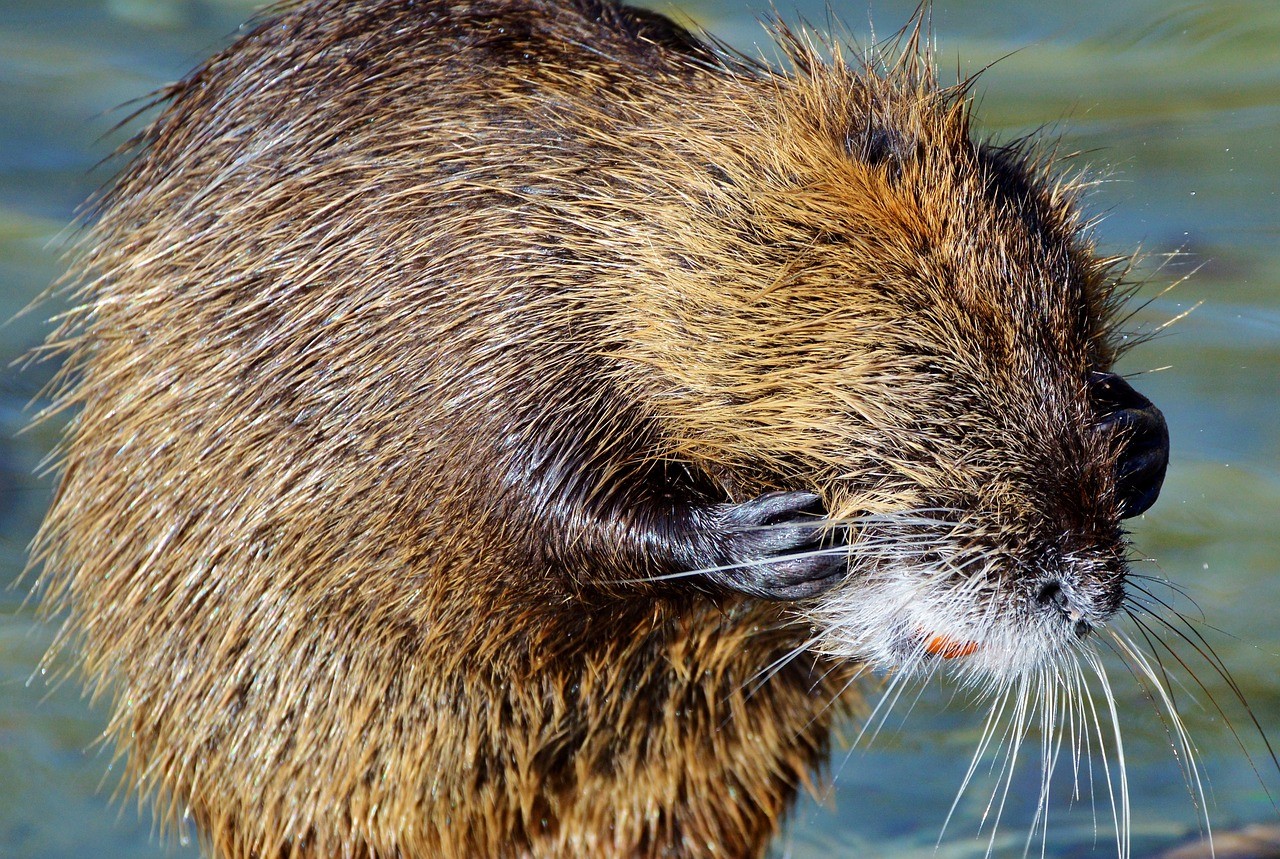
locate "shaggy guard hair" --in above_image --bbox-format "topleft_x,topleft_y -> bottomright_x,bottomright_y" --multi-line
31,1 -> 1205,857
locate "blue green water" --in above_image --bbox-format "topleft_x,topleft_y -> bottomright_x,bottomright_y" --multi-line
2,1 -> 1277,856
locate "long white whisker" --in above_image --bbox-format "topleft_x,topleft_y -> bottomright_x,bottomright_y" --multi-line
941,676 -> 1014,844
1080,646 -> 1130,859
981,672 -> 1031,858
744,632 -> 826,696
616,545 -> 850,584
1108,628 -> 1208,857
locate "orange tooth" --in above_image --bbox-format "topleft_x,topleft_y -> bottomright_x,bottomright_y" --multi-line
924,635 -> 979,659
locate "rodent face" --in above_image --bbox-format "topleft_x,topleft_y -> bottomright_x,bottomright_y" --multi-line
645,96 -> 1171,681
809,395 -> 1165,683
599,59 -> 1171,684
775,150 -> 1170,682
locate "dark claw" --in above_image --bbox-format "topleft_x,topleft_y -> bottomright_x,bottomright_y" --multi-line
1090,372 -> 1170,518
702,490 -> 847,601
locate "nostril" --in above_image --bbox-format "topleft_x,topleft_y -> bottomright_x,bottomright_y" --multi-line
1034,580 -> 1096,638
1035,581 -> 1067,610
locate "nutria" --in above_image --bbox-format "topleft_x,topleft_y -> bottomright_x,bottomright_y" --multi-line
31,0 -> 1176,856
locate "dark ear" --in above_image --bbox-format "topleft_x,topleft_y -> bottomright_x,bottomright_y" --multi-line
1090,372 -> 1169,518
695,490 -> 847,601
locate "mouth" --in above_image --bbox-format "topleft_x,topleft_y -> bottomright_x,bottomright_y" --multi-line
921,631 -> 980,659
808,536 -> 1111,679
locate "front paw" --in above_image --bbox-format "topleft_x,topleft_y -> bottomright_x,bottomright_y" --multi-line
702,490 -> 847,601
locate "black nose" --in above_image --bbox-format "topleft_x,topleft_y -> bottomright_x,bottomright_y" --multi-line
1089,372 -> 1169,518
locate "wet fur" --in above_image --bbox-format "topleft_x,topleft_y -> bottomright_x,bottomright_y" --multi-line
32,0 -> 1160,857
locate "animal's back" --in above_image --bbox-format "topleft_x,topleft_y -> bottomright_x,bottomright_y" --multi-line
38,2 -> 862,856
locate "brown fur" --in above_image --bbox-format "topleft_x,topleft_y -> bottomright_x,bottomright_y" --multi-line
33,0 -> 1134,857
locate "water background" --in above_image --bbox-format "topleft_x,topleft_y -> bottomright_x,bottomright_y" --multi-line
2,0 -> 1277,856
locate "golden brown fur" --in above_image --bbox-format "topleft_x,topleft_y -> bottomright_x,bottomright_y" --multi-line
33,0 -> 1148,856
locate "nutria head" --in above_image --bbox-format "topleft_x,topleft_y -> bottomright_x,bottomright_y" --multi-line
581,31 -> 1170,680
